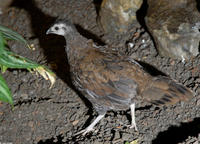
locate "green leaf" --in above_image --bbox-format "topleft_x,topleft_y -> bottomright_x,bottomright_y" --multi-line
0,26 -> 56,106
0,50 -> 56,87
0,32 -> 6,52
0,50 -> 40,69
0,25 -> 27,45
0,74 -> 13,105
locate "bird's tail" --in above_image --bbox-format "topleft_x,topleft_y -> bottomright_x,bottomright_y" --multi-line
141,76 -> 193,106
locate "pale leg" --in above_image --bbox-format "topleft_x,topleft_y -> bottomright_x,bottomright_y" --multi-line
75,113 -> 105,135
130,103 -> 138,131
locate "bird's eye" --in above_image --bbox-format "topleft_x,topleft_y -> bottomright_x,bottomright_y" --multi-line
55,27 -> 59,30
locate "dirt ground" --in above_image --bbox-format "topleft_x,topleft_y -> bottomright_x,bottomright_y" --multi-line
0,0 -> 200,144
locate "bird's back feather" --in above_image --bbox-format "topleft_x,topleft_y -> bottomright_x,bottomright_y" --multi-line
141,76 -> 193,106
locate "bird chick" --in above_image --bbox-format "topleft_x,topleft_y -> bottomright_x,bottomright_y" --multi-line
46,19 -> 193,135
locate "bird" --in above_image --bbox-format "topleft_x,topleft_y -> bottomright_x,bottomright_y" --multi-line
145,0 -> 200,61
46,19 -> 193,135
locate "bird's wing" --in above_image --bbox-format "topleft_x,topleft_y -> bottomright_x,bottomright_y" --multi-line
73,50 -> 151,110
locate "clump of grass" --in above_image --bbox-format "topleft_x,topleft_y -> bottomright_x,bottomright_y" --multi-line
0,25 -> 55,106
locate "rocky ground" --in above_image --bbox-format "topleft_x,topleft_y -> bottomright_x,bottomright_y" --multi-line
0,0 -> 200,144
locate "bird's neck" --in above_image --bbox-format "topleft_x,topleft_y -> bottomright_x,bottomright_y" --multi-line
64,33 -> 89,67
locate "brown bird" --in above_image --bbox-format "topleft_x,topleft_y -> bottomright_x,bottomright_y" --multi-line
145,0 -> 200,61
46,19 -> 193,135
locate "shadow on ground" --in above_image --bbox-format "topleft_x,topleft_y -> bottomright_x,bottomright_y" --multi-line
153,117 -> 200,144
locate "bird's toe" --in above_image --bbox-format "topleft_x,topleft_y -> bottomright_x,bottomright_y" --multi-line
75,127 -> 95,136
129,124 -> 138,131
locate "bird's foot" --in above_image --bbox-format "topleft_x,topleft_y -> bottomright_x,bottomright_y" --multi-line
129,103 -> 138,131
75,114 -> 105,136
129,123 -> 138,131
75,127 -> 95,136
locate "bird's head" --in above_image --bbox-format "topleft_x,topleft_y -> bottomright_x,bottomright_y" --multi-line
46,19 -> 76,36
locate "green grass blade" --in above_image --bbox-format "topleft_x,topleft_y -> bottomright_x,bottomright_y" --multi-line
0,50 -> 56,87
0,32 -> 6,52
0,50 -> 40,69
0,33 -> 39,69
0,25 -> 27,45
0,33 -> 37,68
0,74 -> 13,105
0,26 -> 56,106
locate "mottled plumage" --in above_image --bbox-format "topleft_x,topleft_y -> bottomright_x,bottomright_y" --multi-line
46,19 -> 193,135
145,0 -> 200,61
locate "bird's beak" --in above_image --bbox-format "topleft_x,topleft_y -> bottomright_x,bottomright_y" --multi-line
46,29 -> 52,35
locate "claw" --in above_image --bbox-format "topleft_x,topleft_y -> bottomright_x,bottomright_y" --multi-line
129,123 -> 138,131
75,127 -> 95,136
74,114 -> 105,136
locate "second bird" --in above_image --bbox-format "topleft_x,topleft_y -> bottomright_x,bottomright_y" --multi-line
46,19 -> 193,135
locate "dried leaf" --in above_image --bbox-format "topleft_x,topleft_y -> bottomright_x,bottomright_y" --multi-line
130,139 -> 138,144
34,66 -> 56,88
